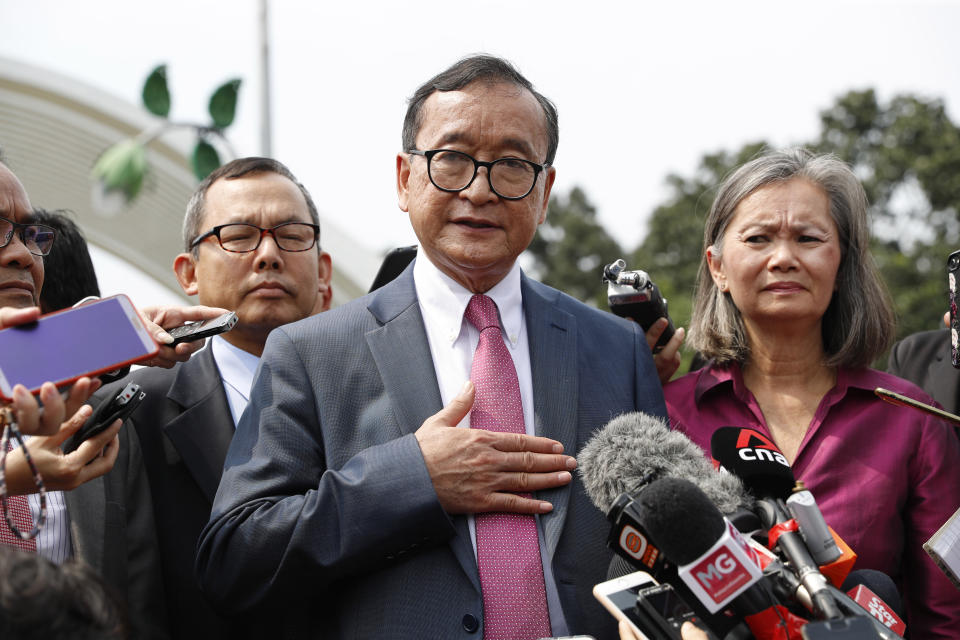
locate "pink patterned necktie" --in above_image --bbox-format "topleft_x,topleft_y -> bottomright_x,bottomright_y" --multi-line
1,439 -> 37,552
464,294 -> 551,640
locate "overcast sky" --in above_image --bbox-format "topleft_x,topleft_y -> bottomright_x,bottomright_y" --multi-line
3,0 -> 960,283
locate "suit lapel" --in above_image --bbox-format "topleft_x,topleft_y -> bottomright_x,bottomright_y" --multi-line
163,347 -> 236,504
365,266 -> 479,590
522,275 -> 578,561
365,266 -> 444,437
926,342 -> 959,412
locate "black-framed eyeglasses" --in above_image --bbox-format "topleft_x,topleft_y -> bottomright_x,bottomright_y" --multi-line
0,216 -> 56,256
406,149 -> 550,200
190,222 -> 320,253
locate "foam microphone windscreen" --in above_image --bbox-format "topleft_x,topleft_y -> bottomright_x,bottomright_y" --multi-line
636,476 -> 727,565
579,412 -> 753,515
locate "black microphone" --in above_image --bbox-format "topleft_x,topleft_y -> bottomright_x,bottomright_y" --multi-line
580,412 -> 759,580
707,426 -> 795,500
710,427 -> 847,622
580,413 -> 759,637
636,477 -> 807,640
842,570 -> 906,635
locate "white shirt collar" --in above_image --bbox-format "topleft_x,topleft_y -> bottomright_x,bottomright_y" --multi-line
412,249 -> 524,348
210,334 -> 261,401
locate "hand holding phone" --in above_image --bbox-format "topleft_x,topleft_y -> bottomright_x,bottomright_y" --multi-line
166,311 -> 238,345
63,382 -> 145,454
594,571 -> 701,640
0,295 -> 158,401
2,397 -> 122,496
135,304 -> 232,369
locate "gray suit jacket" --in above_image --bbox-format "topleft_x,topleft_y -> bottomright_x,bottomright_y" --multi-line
196,266 -> 667,639
66,414 -> 168,639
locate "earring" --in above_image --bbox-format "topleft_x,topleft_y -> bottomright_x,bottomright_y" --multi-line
718,280 -> 727,292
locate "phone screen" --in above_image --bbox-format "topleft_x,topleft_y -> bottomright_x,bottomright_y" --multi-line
602,578 -> 659,633
636,583 -> 696,629
0,295 -> 158,396
949,250 -> 960,368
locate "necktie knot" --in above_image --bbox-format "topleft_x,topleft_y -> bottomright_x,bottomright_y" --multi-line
465,294 -> 500,332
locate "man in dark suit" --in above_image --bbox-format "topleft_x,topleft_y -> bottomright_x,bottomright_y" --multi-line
888,328 -> 960,414
196,56 -> 666,639
94,157 -> 332,639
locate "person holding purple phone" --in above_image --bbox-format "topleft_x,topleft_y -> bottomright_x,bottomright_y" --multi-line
0,152 -> 223,638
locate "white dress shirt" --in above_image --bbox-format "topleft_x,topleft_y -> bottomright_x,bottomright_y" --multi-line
210,335 -> 261,427
26,472 -> 70,564
413,253 -> 570,636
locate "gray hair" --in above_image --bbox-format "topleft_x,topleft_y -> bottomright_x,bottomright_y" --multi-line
688,148 -> 895,368
402,54 -> 559,164
182,157 -> 320,254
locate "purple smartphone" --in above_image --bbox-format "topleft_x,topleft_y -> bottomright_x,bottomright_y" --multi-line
0,294 -> 158,401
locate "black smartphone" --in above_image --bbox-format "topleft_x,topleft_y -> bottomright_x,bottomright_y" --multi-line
633,582 -> 698,639
369,246 -> 417,293
63,382 -> 146,454
167,311 -> 238,345
949,250 -> 960,368
594,571 -> 704,640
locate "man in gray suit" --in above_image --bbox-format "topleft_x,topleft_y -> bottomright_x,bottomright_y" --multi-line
197,56 -> 666,640
94,157 -> 332,639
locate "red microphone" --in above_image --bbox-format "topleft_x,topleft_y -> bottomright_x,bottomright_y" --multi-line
847,583 -> 906,637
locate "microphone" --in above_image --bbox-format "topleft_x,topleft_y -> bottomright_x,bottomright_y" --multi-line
707,426 -> 795,500
580,412 -> 758,580
785,487 -> 843,565
638,477 -> 764,610
710,427 -> 843,620
637,477 -> 807,640
580,413 -> 760,637
843,570 -> 906,636
579,412 -> 753,515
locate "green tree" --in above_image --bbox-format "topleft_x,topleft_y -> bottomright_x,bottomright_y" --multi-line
527,186 -> 623,308
630,142 -> 769,337
529,89 -> 960,368
814,89 -> 960,339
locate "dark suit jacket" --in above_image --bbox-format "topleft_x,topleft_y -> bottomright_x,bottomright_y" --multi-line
196,266 -> 668,639
95,346 -> 256,639
887,328 -> 960,414
66,414 -> 168,639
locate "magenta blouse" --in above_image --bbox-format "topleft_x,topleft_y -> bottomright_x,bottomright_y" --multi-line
664,363 -> 960,638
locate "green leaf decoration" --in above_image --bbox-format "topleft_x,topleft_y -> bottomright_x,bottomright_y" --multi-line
191,139 -> 221,181
91,139 -> 148,200
142,65 -> 171,118
208,78 -> 242,128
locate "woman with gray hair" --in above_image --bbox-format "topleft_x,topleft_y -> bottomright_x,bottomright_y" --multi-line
663,148 -> 960,636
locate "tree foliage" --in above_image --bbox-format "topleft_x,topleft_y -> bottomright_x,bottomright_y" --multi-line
813,89 -> 960,339
527,186 -> 623,308
527,89 -> 960,365
630,142 -> 769,338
